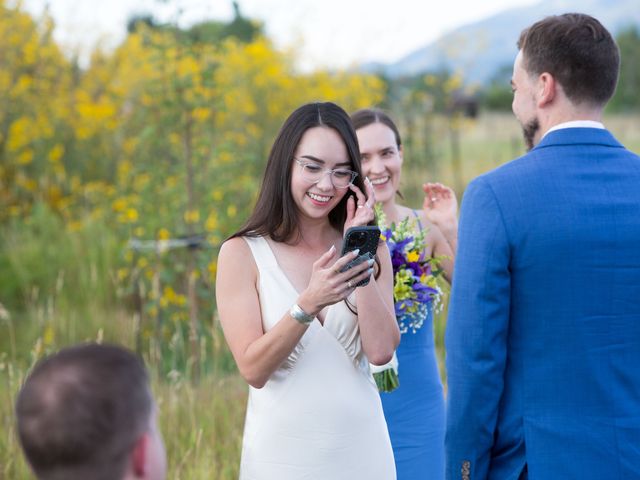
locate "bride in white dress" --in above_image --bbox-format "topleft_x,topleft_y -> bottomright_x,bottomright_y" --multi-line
216,102 -> 399,480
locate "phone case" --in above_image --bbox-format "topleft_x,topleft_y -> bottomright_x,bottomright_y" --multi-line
340,226 -> 381,287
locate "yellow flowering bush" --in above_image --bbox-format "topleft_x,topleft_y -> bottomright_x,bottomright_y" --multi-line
0,1 -> 385,375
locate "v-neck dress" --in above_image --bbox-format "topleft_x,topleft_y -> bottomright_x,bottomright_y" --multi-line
239,236 -> 395,480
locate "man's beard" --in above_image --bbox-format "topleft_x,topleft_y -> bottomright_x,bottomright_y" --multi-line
522,117 -> 540,151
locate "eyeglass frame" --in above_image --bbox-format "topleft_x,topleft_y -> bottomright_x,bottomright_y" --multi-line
294,158 -> 359,189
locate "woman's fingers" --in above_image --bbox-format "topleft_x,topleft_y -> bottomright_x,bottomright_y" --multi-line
423,182 -> 456,208
349,184 -> 367,208
364,177 -> 376,206
345,183 -> 375,230
314,244 -> 337,268
331,249 -> 360,272
346,261 -> 374,284
334,252 -> 373,283
350,178 -> 376,208
423,182 -> 453,198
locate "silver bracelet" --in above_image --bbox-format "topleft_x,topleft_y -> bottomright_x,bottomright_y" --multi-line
289,303 -> 314,325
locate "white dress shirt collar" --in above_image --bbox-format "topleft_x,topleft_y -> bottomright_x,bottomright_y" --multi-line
542,120 -> 605,140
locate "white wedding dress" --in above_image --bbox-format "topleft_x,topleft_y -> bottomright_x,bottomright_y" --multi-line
239,236 -> 396,480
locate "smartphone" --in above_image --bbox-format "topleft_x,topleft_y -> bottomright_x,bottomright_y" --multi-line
340,226 -> 381,287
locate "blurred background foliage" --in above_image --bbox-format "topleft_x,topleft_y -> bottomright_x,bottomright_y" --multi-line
0,0 -> 385,370
1,0 -> 640,477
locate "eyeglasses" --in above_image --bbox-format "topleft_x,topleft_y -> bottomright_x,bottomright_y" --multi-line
295,158 -> 358,189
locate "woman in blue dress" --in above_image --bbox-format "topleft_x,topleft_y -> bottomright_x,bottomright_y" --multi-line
352,109 -> 457,479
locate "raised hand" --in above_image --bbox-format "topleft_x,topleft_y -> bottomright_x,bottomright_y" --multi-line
422,182 -> 458,228
344,177 -> 376,233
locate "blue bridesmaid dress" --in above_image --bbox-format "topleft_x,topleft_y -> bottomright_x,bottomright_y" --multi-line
380,301 -> 445,479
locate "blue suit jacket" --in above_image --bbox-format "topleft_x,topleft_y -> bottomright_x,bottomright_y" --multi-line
445,128 -> 640,480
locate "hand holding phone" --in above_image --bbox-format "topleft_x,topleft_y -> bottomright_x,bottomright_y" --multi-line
340,226 -> 381,287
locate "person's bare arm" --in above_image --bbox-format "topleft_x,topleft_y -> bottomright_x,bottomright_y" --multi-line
355,241 -> 400,365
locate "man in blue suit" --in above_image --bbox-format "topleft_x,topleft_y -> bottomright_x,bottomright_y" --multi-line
445,13 -> 640,480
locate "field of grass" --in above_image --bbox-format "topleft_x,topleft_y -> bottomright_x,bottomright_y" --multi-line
2,112 -> 639,479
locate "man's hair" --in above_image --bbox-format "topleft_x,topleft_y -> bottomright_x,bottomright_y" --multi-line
517,13 -> 620,107
15,343 -> 153,480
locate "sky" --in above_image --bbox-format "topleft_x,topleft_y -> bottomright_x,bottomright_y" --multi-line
20,0 -> 539,70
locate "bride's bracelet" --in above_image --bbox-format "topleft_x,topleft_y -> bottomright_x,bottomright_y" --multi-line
289,304 -> 314,325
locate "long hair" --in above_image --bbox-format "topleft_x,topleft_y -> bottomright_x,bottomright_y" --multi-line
232,102 -> 366,243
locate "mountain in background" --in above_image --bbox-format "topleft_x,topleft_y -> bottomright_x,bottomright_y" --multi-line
369,0 -> 640,85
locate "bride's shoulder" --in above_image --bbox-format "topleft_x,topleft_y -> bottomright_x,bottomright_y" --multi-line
217,236 -> 259,282
219,236 -> 254,262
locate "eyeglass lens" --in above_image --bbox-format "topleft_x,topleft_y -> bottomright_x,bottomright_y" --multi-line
298,161 -> 356,188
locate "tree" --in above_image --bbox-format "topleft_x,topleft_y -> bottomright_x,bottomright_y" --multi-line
0,0 -> 74,220
126,1 -> 263,46
478,64 -> 513,112
609,26 -> 640,112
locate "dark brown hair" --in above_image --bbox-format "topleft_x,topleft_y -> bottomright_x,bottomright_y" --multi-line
517,13 -> 620,106
351,108 -> 402,148
15,343 -> 153,480
232,102 -> 367,242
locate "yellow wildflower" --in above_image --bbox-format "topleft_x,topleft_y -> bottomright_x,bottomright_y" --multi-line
184,209 -> 200,224
17,150 -> 34,165
117,268 -> 129,281
48,144 -> 64,162
205,213 -> 218,232
125,208 -> 138,222
407,250 -> 420,263
157,228 -> 171,240
112,198 -> 127,212
43,325 -> 55,346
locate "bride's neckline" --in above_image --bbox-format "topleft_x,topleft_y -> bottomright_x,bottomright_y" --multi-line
261,237 -> 341,326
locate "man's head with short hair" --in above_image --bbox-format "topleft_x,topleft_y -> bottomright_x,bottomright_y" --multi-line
15,343 -> 166,480
511,13 -> 620,150
517,13 -> 620,108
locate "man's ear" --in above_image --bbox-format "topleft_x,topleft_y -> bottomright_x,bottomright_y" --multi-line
131,434 -> 149,477
537,72 -> 556,107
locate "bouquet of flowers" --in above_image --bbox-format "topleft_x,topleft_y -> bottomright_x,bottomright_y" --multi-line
371,205 -> 444,392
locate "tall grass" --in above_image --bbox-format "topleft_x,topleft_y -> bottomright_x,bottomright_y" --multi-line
0,204 -> 243,479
